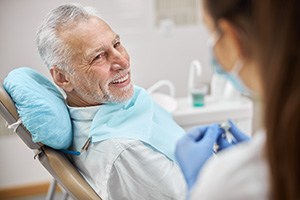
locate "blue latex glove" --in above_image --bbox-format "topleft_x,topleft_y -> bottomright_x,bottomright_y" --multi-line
217,120 -> 251,151
175,124 -> 222,189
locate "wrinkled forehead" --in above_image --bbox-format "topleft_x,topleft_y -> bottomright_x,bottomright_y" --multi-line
58,16 -> 115,48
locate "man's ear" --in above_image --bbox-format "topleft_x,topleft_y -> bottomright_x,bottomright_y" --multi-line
217,19 -> 245,66
50,66 -> 73,92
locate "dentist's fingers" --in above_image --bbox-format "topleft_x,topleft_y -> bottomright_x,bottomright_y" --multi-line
201,124 -> 223,145
187,126 -> 208,141
228,120 -> 250,142
217,135 -> 233,150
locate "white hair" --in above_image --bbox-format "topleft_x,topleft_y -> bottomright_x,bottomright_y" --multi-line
36,3 -> 100,73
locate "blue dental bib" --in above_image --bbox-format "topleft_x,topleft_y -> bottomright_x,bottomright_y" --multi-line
89,86 -> 184,161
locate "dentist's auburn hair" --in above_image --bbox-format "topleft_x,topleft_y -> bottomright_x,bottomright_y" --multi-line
203,0 -> 300,199
36,3 -> 100,73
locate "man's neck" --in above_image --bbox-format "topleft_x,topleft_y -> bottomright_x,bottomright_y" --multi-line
66,92 -> 102,107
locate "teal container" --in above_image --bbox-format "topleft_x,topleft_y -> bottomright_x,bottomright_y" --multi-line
191,92 -> 205,107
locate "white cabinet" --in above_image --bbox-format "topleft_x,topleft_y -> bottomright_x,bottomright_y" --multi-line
172,96 -> 253,135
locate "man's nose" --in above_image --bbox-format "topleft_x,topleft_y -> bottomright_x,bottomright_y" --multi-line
110,50 -> 129,70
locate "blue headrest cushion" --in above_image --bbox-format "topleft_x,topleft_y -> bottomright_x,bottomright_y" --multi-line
3,67 -> 72,149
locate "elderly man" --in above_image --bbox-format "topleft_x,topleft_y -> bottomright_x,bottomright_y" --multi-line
36,3 -> 186,200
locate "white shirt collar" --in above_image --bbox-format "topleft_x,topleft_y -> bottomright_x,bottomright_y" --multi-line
67,105 -> 101,121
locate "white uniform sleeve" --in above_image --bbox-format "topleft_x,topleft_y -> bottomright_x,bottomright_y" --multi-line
107,141 -> 187,200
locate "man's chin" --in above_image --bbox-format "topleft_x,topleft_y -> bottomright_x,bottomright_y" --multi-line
121,83 -> 134,101
108,83 -> 134,103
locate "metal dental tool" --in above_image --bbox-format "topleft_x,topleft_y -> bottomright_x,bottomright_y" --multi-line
220,121 -> 236,144
213,121 -> 236,153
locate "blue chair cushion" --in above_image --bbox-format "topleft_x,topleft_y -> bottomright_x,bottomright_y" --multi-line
3,67 -> 72,149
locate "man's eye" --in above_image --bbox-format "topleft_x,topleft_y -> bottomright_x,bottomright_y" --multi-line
114,41 -> 121,48
95,53 -> 105,60
91,52 -> 105,64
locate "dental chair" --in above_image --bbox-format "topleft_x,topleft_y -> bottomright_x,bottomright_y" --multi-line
0,80 -> 102,200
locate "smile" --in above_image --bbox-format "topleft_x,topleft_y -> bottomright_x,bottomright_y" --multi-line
110,72 -> 131,88
111,73 -> 129,84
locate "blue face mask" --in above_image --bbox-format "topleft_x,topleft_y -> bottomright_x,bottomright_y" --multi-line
212,57 -> 251,95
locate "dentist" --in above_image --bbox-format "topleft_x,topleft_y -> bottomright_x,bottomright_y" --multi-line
176,0 -> 300,199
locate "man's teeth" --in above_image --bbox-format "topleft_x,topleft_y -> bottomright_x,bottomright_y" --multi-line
112,74 -> 129,84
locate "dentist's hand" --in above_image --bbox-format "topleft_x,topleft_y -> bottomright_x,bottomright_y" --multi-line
217,120 -> 251,151
175,124 -> 222,189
